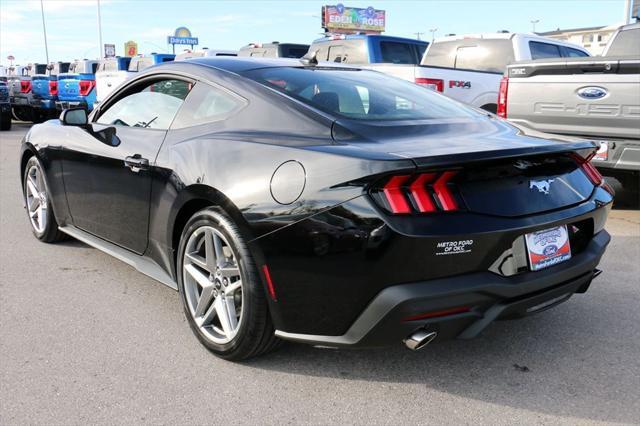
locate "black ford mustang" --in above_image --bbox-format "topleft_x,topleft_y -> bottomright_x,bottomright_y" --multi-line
19,57 -> 613,360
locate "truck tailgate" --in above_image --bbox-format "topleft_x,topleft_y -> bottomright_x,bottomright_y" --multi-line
506,58 -> 640,140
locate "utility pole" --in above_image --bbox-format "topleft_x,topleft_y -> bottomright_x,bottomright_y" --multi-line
97,0 -> 103,58
40,0 -> 49,64
429,28 -> 438,41
624,0 -> 631,23
414,32 -> 424,40
530,19 -> 540,33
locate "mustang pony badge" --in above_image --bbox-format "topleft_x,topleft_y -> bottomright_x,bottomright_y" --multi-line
529,179 -> 554,194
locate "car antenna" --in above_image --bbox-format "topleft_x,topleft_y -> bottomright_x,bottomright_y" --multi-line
300,50 -> 319,67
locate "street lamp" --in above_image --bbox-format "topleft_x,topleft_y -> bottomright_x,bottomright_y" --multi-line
97,0 -> 103,58
429,28 -> 438,41
530,19 -> 540,33
40,0 -> 49,64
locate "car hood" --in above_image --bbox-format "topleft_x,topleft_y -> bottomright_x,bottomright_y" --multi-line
329,115 -> 596,167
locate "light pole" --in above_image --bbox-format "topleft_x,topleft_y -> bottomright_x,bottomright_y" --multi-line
429,28 -> 438,41
97,0 -> 103,58
624,0 -> 631,23
530,19 -> 540,33
414,32 -> 425,40
40,0 -> 49,64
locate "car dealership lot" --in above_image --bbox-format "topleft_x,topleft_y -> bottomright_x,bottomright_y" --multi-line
1,123 -> 639,424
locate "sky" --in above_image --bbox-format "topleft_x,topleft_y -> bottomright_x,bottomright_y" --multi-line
0,0 -> 629,65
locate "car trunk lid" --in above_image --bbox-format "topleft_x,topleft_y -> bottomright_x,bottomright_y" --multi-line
331,116 -> 599,217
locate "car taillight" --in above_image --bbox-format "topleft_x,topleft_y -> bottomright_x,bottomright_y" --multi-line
497,76 -> 508,118
78,80 -> 95,96
20,81 -> 32,93
49,81 -> 58,96
415,77 -> 444,92
570,153 -> 603,186
373,171 -> 462,215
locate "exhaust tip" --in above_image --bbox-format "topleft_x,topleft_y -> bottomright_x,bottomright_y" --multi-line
404,330 -> 437,351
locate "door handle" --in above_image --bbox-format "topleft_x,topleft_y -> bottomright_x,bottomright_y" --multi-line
124,154 -> 149,173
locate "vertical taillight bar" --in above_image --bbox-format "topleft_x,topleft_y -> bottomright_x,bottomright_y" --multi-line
382,175 -> 412,214
497,76 -> 509,118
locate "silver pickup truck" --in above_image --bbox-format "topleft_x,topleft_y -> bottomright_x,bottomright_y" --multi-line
501,23 -> 640,193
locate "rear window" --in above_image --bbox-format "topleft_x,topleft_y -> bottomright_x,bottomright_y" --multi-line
242,67 -> 476,121
279,45 -> 309,58
380,41 -> 419,64
529,41 -> 562,59
423,39 -> 514,73
606,28 -> 640,56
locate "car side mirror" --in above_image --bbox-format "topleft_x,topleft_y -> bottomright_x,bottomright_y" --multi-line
60,108 -> 88,126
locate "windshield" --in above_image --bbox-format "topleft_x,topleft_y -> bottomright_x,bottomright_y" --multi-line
242,67 -> 476,121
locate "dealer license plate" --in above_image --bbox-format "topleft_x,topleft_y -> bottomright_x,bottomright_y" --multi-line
525,225 -> 571,271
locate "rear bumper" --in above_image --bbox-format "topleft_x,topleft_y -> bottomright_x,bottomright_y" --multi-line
56,100 -> 88,111
30,99 -> 56,110
275,230 -> 610,348
11,96 -> 30,106
593,139 -> 640,173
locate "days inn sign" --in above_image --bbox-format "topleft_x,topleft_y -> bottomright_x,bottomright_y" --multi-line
167,27 -> 199,46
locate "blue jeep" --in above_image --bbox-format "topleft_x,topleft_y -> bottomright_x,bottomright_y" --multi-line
31,62 -> 70,122
56,60 -> 99,111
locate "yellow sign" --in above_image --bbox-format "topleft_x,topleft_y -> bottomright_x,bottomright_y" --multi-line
124,40 -> 138,57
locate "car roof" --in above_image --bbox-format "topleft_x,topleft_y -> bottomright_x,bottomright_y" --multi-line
188,57 -> 313,73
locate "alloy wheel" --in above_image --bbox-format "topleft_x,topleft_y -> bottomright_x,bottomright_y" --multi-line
25,164 -> 48,234
182,226 -> 244,344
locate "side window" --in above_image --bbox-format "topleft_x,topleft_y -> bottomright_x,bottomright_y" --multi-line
562,47 -> 589,57
380,41 -> 417,64
529,41 -> 562,59
328,45 -> 344,63
172,83 -> 245,129
342,40 -> 368,63
97,79 -> 191,130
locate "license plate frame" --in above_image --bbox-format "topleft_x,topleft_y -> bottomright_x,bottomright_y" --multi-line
525,225 -> 572,271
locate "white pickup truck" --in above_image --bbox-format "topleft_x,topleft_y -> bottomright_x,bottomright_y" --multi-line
502,23 -> 640,193
366,32 -> 590,112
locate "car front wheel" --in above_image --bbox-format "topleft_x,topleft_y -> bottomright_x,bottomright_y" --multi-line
23,156 -> 66,242
177,208 -> 281,360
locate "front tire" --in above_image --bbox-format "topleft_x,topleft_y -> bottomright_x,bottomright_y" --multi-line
177,208 -> 280,360
23,156 -> 66,242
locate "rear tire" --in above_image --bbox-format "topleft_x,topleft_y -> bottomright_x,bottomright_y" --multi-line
0,113 -> 10,130
177,207 -> 281,361
22,156 -> 66,243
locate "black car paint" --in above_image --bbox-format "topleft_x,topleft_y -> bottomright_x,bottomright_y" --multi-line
20,58 -> 613,345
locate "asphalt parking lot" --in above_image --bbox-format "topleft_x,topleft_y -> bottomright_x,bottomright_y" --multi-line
1,122 -> 639,425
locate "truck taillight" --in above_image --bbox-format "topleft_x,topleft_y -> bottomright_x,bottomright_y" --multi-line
20,81 -> 32,93
497,76 -> 508,118
49,81 -> 58,96
78,80 -> 95,96
415,78 -> 444,92
372,171 -> 462,215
